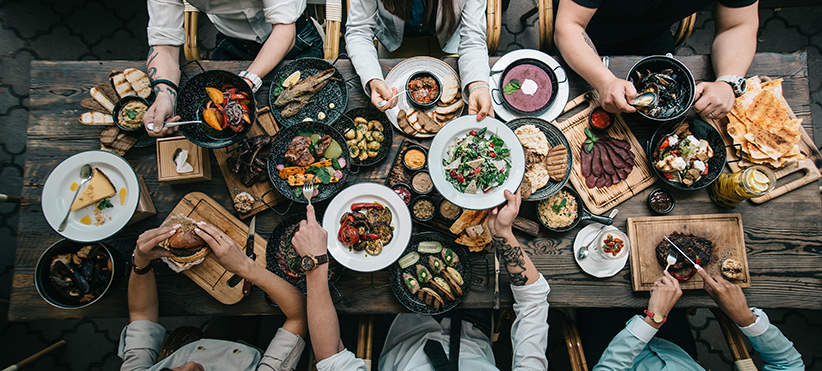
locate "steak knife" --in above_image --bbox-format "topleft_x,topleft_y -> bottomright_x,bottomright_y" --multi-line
664,235 -> 701,269
227,216 -> 256,289
493,252 -> 500,310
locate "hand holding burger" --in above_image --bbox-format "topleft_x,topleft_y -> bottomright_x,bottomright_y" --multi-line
159,214 -> 211,264
194,222 -> 254,276
135,226 -> 177,267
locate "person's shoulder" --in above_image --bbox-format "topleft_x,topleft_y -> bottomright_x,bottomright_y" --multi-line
571,0 -> 604,9
717,0 -> 758,8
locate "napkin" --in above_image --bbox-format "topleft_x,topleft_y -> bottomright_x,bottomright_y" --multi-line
174,149 -> 194,173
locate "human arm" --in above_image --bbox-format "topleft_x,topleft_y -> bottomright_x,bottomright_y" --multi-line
345,0 -> 394,111
698,268 -> 804,370
554,1 -> 636,114
457,0 -> 493,120
194,223 -> 307,338
693,1 -> 759,119
488,189 -> 539,286
144,0 -> 186,137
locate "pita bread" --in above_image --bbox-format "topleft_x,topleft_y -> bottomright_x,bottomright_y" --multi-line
546,144 -> 568,181
450,209 -> 488,235
440,76 -> 460,104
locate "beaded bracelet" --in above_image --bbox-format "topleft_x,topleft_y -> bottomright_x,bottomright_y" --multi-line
468,84 -> 489,97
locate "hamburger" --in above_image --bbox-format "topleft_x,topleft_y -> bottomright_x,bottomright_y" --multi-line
159,214 -> 211,264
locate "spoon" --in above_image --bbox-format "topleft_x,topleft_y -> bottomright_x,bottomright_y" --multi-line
630,91 -> 659,108
664,252 -> 678,272
58,164 -> 92,232
146,120 -> 202,131
377,90 -> 407,107
578,208 -> 619,260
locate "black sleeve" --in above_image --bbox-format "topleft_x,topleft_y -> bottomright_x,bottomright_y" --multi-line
569,0 -> 604,10
717,0 -> 757,8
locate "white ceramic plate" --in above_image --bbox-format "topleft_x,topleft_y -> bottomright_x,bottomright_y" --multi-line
428,115 -> 525,210
42,150 -> 140,242
384,57 -> 464,138
322,183 -> 412,272
574,224 -> 630,278
490,49 -> 570,123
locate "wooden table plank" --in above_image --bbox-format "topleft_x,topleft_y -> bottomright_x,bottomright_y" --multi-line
10,52 -> 822,321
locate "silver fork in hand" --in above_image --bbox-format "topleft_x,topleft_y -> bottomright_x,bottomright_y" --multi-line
302,177 -> 315,205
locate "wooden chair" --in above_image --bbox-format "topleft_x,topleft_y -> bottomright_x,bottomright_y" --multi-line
182,0 -> 343,61
487,0 -> 503,55
674,13 -> 698,47
356,315 -> 375,370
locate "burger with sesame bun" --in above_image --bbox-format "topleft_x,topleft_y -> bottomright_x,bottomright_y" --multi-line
159,214 -> 211,264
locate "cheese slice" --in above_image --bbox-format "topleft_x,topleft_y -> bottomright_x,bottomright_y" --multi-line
70,168 -> 116,211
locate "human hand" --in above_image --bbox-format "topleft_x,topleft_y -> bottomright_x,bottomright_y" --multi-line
369,79 -> 398,112
693,81 -> 735,120
134,226 -> 177,265
647,271 -> 682,325
467,82 -> 494,121
143,92 -> 179,137
292,205 -> 329,257
597,77 -> 637,114
194,222 -> 254,276
698,267 -> 757,327
488,189 -> 521,237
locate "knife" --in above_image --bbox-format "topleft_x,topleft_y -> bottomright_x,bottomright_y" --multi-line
493,252 -> 500,310
227,216 -> 256,289
664,236 -> 701,269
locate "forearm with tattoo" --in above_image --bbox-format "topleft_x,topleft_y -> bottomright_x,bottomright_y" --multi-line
582,31 -> 599,57
493,235 -> 538,286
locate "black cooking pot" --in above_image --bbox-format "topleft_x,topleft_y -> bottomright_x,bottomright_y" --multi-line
627,54 -> 695,122
35,240 -> 124,309
494,58 -> 560,116
177,69 -> 255,148
334,107 -> 394,167
537,187 -> 614,233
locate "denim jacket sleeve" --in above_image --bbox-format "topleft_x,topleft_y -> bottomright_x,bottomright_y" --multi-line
592,315 -> 658,371
740,308 -> 804,371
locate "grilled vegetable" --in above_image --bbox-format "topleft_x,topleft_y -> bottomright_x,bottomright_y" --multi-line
446,267 -> 464,286
398,252 -> 420,269
403,273 -> 419,295
417,241 -> 443,254
286,173 -> 339,186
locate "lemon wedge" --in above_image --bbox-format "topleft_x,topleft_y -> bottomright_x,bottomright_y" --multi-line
282,71 -> 301,88
749,169 -> 771,193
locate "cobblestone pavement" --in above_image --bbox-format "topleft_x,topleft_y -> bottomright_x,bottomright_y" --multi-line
1,0 -> 821,369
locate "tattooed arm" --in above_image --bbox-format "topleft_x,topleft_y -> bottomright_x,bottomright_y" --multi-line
143,45 -> 181,137
554,0 -> 637,114
488,189 -> 539,286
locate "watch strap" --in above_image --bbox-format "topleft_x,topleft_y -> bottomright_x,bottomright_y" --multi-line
131,253 -> 154,275
316,254 -> 329,265
716,75 -> 746,97
644,309 -> 668,323
239,70 -> 262,93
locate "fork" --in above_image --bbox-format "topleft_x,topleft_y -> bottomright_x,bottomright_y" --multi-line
664,252 -> 678,272
302,177 -> 315,205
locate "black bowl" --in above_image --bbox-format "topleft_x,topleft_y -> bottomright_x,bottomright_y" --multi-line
177,70 -> 255,148
268,58 -> 347,128
266,215 -> 344,294
390,182 -> 413,205
506,118 -> 573,200
406,71 -> 442,109
648,187 -> 676,214
438,198 -> 463,221
389,231 -> 470,315
627,54 -> 695,122
35,240 -> 119,309
411,170 -> 434,195
410,195 -> 437,222
499,58 -> 559,116
588,106 -> 614,133
402,144 -> 428,172
334,107 -> 394,167
647,118 -> 726,190
537,186 -> 613,233
112,96 -> 149,132
267,121 -> 351,203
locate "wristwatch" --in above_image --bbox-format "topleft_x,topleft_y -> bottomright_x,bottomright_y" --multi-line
644,309 -> 668,324
131,253 -> 154,275
716,75 -> 747,97
239,70 -> 262,94
300,253 -> 329,272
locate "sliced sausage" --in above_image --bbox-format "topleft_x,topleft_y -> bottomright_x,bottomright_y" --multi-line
603,141 -> 627,169
586,174 -> 598,188
608,137 -> 632,151
616,166 -> 629,180
611,172 -> 621,185
599,143 -> 616,175
595,176 -> 607,188
580,143 -> 593,177
591,144 -> 603,177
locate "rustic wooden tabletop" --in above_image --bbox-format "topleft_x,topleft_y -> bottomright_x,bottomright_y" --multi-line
10,52 -> 822,321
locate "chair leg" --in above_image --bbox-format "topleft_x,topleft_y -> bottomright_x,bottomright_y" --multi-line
520,6 -> 538,23
538,0 -> 554,52
710,308 -> 757,371
558,310 -> 588,371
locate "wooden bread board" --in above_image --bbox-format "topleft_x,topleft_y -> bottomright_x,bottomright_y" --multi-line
627,213 -> 750,291
386,138 -> 540,237
705,76 -> 822,204
554,92 -> 656,215
213,106 -> 284,219
164,192 -> 267,304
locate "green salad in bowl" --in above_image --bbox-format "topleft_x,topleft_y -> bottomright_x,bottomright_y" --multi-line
442,127 -> 511,194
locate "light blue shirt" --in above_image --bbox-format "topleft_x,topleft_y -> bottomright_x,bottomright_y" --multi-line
593,308 -> 804,371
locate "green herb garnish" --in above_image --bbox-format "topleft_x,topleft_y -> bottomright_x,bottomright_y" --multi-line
503,79 -> 521,94
273,76 -> 285,97
551,198 -> 567,214
124,108 -> 139,119
98,199 -> 113,209
583,128 -> 600,153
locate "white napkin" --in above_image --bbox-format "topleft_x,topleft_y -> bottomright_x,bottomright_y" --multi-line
162,255 -> 205,272
174,149 -> 194,173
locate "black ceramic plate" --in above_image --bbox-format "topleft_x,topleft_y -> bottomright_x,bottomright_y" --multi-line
267,121 -> 351,203
389,231 -> 470,315
647,118 -> 726,190
268,58 -> 347,128
265,215 -> 344,294
176,70 -> 255,148
507,118 -> 573,200
334,107 -> 394,167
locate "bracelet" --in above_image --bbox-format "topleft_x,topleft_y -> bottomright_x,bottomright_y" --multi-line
131,253 -> 154,275
239,70 -> 262,93
469,84 -> 489,97
150,79 -> 179,94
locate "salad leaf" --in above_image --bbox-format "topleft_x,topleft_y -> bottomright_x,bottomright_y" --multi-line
273,76 -> 285,97
294,188 -> 303,199
477,127 -> 488,136
305,166 -> 332,184
503,79 -> 521,94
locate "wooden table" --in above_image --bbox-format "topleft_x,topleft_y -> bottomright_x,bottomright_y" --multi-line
10,52 -> 822,321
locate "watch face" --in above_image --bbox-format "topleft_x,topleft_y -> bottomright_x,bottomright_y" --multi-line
300,256 -> 316,271
653,313 -> 665,323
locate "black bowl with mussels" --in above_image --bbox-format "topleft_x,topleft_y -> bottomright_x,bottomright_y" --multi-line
627,54 -> 695,122
35,240 -> 121,309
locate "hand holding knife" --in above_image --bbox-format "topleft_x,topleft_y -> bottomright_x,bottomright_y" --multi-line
664,235 -> 701,269
227,216 -> 257,296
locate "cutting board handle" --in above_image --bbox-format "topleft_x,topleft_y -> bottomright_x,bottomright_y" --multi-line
562,92 -> 593,116
751,160 -> 821,203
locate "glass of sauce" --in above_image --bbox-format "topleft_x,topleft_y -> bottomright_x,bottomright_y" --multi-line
709,166 -> 776,207
589,107 -> 613,132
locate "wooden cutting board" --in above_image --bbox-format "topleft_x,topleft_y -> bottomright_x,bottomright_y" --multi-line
554,92 -> 656,215
627,213 -> 750,291
212,106 -> 284,219
164,192 -> 267,304
705,76 -> 822,204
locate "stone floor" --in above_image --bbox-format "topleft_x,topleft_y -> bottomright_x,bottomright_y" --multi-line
1,0 -> 821,370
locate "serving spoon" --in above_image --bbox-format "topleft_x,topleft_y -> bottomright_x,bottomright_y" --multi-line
58,164 -> 92,232
578,209 -> 619,260
377,89 -> 407,107
146,120 -> 202,131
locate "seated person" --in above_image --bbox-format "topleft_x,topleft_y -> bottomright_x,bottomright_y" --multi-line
291,190 -> 549,370
345,0 -> 494,120
119,223 -> 307,371
554,0 -> 759,119
591,268 -> 804,370
143,0 -> 324,136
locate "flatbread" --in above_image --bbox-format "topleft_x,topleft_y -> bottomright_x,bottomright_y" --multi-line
546,144 -> 568,181
449,209 -> 488,235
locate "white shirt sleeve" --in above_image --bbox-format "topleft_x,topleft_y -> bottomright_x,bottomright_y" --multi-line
344,0 -> 385,94
262,0 -> 307,25
147,0 -> 185,46
315,349 -> 368,371
510,274 -> 550,370
118,320 -> 166,371
457,0 -> 490,93
258,328 -> 306,371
